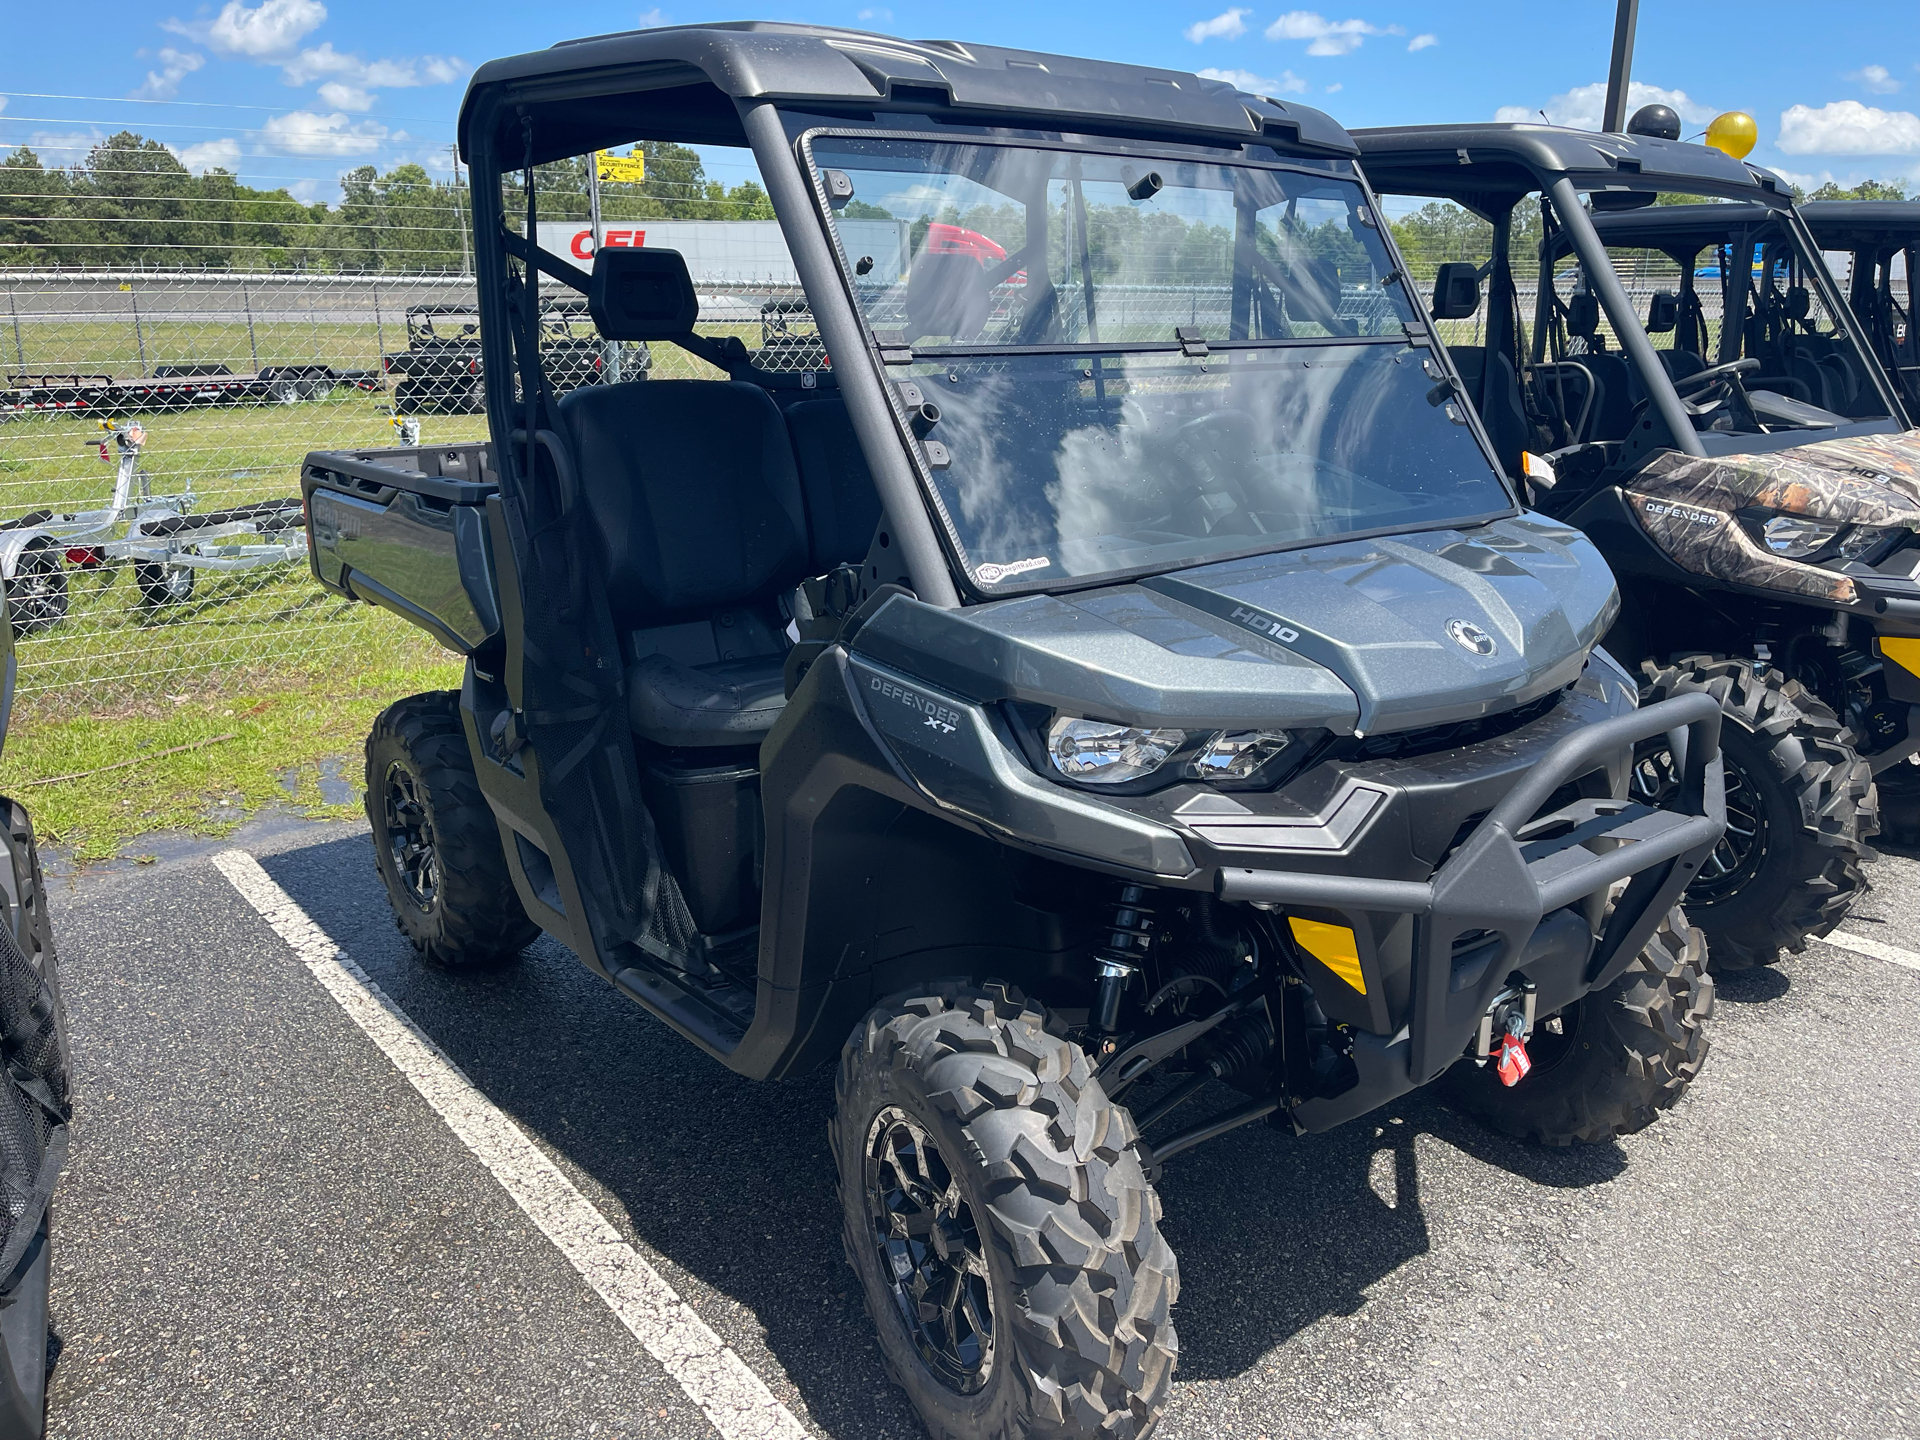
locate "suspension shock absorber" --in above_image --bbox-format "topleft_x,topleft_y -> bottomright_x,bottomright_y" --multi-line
1093,883 -> 1156,1044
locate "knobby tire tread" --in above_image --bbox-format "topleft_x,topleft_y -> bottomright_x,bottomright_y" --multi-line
1641,654 -> 1871,970
365,691 -> 538,969
832,982 -> 1179,1440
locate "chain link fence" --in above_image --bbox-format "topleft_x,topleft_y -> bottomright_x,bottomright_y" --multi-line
0,256 -> 833,710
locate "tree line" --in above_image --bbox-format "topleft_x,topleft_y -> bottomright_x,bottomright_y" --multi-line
0,132 -> 776,272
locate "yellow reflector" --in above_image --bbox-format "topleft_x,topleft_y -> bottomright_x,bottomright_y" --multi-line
1288,916 -> 1366,994
1881,637 -> 1920,679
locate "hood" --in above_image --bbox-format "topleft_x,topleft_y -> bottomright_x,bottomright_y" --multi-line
851,514 -> 1617,735
1625,429 -> 1920,605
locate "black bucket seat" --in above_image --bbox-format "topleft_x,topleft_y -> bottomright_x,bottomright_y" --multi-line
561,250 -> 813,748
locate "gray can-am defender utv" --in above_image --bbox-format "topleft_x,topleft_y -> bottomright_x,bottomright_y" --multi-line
0,594 -> 72,1439
304,26 -> 1724,1438
1355,117 -> 1913,970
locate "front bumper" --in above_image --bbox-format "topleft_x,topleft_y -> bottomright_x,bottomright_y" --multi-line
1219,691 -> 1724,1128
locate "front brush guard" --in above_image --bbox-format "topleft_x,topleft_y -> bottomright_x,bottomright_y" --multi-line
1216,691 -> 1725,1094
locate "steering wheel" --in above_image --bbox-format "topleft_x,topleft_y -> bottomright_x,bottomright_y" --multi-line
1672,356 -> 1760,397
1169,411 -> 1264,535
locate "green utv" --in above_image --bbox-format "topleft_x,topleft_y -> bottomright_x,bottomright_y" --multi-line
1356,115 -> 1920,969
302,27 -> 1725,1438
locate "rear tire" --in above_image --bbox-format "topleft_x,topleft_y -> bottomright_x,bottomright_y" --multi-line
1637,654 -> 1870,970
832,982 -> 1179,1440
365,691 -> 538,969
1444,907 -> 1713,1145
134,562 -> 194,606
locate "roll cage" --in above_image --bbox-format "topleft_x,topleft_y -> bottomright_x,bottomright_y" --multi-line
1353,124 -> 1911,467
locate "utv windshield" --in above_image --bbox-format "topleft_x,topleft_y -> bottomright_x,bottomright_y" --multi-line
807,136 -> 1513,589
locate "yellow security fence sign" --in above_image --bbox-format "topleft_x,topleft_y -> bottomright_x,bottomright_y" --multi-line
595,149 -> 646,183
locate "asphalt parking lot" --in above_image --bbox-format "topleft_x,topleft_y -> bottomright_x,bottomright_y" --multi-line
39,812 -> 1920,1440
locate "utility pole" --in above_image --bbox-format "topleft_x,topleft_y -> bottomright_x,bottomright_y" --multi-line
448,144 -> 471,278
588,152 -> 620,381
1602,0 -> 1640,133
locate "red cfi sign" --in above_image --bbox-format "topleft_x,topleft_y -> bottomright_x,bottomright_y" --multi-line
568,229 -> 647,260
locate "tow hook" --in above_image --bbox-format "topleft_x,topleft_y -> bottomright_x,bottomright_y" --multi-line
1473,981 -> 1537,1086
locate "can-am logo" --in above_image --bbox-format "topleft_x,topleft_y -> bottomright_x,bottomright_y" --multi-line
1446,619 -> 1497,656
1228,606 -> 1301,645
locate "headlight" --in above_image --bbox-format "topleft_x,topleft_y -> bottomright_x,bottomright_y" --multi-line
1761,514 -> 1843,558
1191,730 -> 1292,780
1759,514 -> 1907,565
1046,717 -> 1186,784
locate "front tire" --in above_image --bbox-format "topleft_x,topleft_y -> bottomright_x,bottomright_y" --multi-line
5,549 -> 67,637
1637,655 -> 1870,970
1445,907 -> 1713,1145
832,983 -> 1178,1440
364,691 -> 538,969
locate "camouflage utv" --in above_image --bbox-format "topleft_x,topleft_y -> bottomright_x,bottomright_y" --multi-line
1357,116 -> 1919,968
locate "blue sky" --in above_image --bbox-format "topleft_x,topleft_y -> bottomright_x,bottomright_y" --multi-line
3,0 -> 1917,203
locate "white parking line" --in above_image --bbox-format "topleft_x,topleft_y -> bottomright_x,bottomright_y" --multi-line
1816,928 -> 1920,972
212,849 -> 809,1440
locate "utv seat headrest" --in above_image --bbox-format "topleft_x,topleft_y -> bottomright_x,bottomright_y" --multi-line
1784,284 -> 1811,322
590,248 -> 699,341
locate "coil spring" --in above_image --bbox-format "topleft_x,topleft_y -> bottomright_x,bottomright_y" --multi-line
1100,883 -> 1156,970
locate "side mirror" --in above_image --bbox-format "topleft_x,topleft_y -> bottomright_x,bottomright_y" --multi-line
1429,262 -> 1481,321
1647,291 -> 1679,333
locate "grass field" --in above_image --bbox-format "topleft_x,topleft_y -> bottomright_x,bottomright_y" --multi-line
0,305 -> 771,857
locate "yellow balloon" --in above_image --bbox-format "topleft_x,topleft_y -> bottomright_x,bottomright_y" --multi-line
1705,111 -> 1758,160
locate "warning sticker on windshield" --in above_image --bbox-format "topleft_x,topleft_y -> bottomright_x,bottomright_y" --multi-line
975,556 -> 1051,585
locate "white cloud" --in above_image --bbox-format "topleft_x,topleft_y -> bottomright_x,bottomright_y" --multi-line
1778,100 -> 1920,155
25,129 -> 107,166
316,81 -> 374,111
133,47 -> 205,101
1407,33 -> 1437,51
1185,8 -> 1250,43
1848,64 -> 1900,95
637,7 -> 667,23
165,0 -> 327,58
281,43 -> 464,90
1264,11 -> 1402,57
1196,66 -> 1309,96
259,110 -> 388,157
169,137 -> 241,172
1493,80 -> 1713,131
855,6 -> 889,20
286,177 -> 322,202
1325,81 -> 1342,93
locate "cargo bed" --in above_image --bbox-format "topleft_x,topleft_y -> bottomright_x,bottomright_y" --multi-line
301,443 -> 502,654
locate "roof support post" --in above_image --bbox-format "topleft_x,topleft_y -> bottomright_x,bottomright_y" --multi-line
739,99 -> 960,608
1603,0 -> 1639,134
1547,176 -> 1705,458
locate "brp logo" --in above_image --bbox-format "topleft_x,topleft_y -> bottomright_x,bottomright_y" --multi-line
1446,619 -> 1496,656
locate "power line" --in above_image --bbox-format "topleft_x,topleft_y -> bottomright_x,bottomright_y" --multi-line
0,91 -> 459,123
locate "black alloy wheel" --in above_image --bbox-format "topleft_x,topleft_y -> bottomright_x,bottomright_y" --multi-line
1632,740 -> 1767,902
1636,655 -> 1870,969
863,1106 -> 995,1395
364,692 -> 539,968
5,550 -> 68,637
383,762 -> 439,911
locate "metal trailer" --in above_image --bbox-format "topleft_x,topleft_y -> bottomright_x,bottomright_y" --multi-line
0,364 -> 379,419
0,421 -> 308,632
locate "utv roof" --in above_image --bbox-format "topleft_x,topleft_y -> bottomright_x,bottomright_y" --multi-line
1353,123 -> 1789,203
457,21 -> 1357,167
1589,201 -> 1920,256
1798,200 -> 1920,249
1588,202 -> 1781,253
